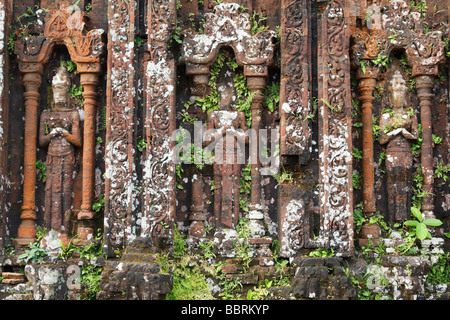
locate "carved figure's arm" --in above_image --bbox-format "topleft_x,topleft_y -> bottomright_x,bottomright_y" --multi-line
39,112 -> 55,148
378,114 -> 393,145
402,115 -> 418,140
62,111 -> 82,147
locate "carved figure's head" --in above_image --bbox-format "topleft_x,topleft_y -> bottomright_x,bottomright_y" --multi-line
52,66 -> 70,108
387,69 -> 408,109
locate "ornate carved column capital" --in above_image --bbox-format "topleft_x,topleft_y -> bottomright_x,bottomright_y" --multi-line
351,30 -> 391,62
182,3 -> 276,67
406,31 -> 446,76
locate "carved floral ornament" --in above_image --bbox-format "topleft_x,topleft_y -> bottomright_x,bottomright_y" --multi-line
351,0 -> 446,74
14,0 -> 105,66
182,3 -> 277,75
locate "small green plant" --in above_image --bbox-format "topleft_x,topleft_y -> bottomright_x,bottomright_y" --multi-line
234,218 -> 252,271
80,264 -> 102,300
168,255 -> 215,300
246,279 -> 271,300
272,169 -> 293,185
137,137 -> 148,152
60,60 -> 78,74
353,171 -> 362,190
434,159 -> 450,182
35,160 -> 47,182
372,53 -> 391,72
411,124 -> 422,157
306,248 -> 335,258
92,194 -> 105,213
168,19 -> 183,49
194,51 -> 224,115
77,230 -> 105,299
181,102 -> 198,124
234,74 -> 254,127
378,150 -> 386,165
18,242 -> 48,264
250,12 -> 269,35
352,147 -> 363,160
199,240 -> 216,259
69,84 -> 83,106
404,207 -> 443,241
306,97 -> 318,120
262,82 -> 280,112
360,60 -> 367,74
173,225 -> 187,258
100,106 -> 107,131
432,134 -> 443,145
59,238 -> 77,261
372,115 -> 381,141
321,98 -> 342,112
36,226 -> 47,242
426,252 -> 450,285
219,276 -> 243,300
353,202 -> 366,234
134,36 -> 144,47
7,5 -> 47,56
410,0 -> 428,16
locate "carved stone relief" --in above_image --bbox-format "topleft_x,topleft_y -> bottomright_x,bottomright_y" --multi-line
142,0 -> 177,249
39,66 -> 82,243
1,0 -> 447,268
379,63 -> 418,225
103,0 -> 138,255
13,0 -> 104,246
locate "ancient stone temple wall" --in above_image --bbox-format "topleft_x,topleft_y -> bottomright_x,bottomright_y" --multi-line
0,0 -> 448,301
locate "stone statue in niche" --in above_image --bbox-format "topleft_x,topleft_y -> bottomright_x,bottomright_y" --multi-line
39,66 -> 82,241
204,70 -> 248,240
379,64 -> 418,225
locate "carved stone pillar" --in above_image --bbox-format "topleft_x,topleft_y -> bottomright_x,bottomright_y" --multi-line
77,68 -> 100,241
13,36 -> 52,247
351,29 -> 392,246
356,67 -> 379,245
316,0 -> 353,256
14,65 -> 43,246
246,74 -> 267,239
279,0 -> 311,162
102,0 -> 138,255
142,0 -> 177,249
415,74 -> 436,219
358,71 -> 377,213
187,69 -> 210,243
406,31 -> 446,220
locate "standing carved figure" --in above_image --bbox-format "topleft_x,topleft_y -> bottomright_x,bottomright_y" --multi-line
205,99 -> 248,232
39,66 -> 82,238
379,66 -> 418,225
